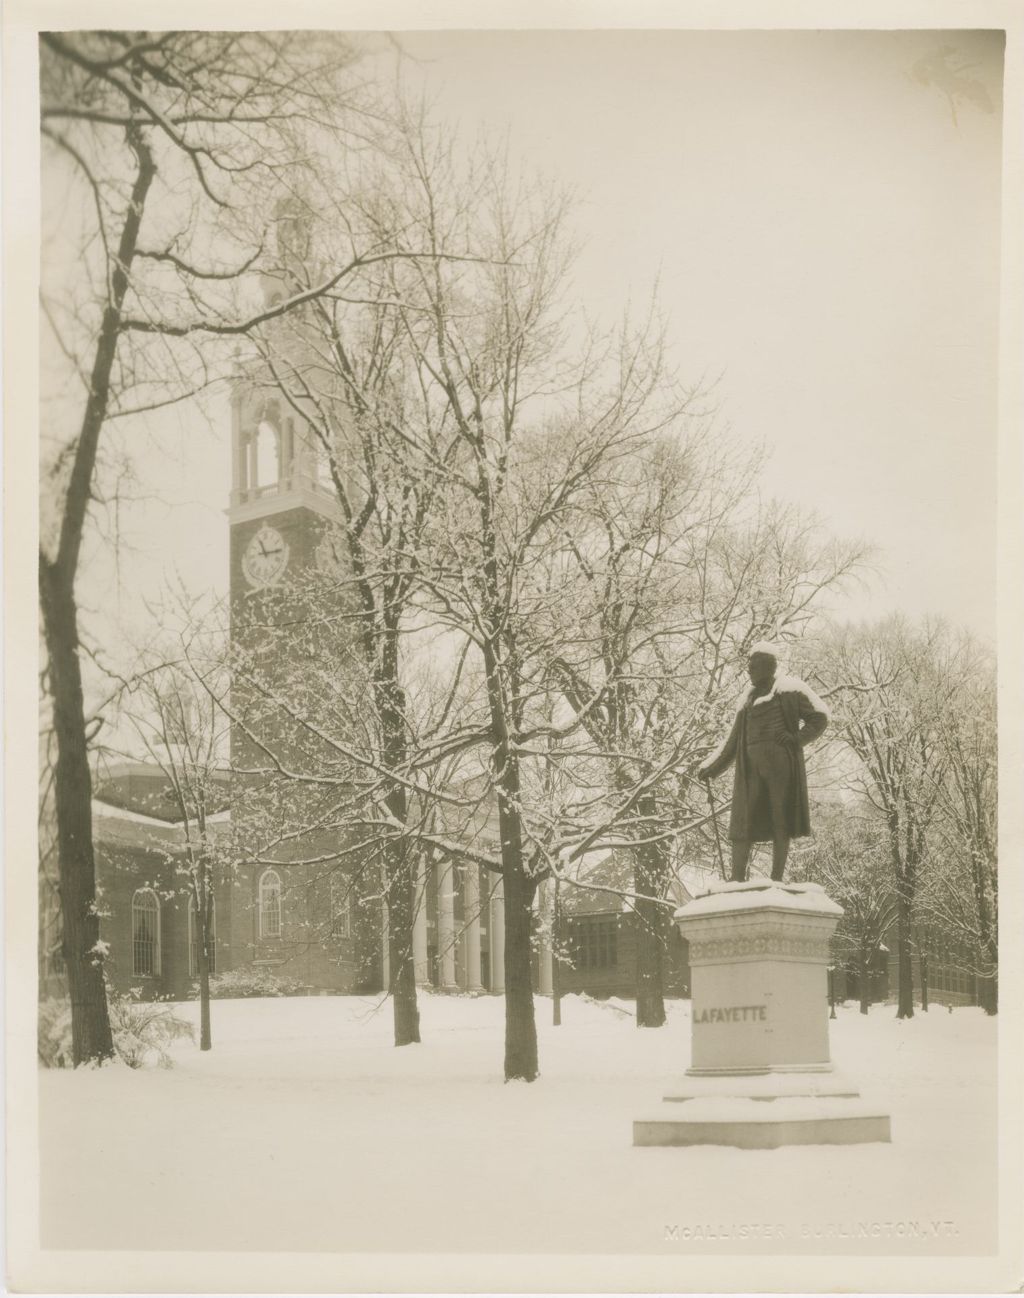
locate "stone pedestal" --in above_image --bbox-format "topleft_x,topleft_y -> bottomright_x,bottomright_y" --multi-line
633,881 -> 891,1149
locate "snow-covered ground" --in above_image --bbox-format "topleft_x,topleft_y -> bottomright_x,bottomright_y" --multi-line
39,993 -> 997,1256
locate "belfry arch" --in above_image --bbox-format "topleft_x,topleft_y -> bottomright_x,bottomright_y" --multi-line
231,397 -> 322,506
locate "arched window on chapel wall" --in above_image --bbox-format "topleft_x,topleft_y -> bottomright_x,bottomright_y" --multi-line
131,888 -> 161,977
259,870 -> 282,939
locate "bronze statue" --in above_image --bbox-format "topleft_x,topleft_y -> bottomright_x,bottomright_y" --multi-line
699,643 -> 828,882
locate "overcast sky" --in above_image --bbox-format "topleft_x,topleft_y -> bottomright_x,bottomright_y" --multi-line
89,28 -> 1004,647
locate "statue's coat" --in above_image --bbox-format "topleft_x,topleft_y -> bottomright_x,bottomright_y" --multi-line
702,674 -> 829,842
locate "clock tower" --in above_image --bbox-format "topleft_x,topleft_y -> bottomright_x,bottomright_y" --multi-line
225,247 -> 383,992
229,194 -> 344,604
228,386 -> 341,600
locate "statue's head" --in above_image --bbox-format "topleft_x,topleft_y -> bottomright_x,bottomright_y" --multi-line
747,647 -> 777,688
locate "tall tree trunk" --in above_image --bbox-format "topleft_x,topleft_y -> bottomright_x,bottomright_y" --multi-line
38,125 -> 154,1065
198,941 -> 212,1052
979,963 -> 997,1015
974,865 -> 998,1015
493,751 -> 539,1080
387,846 -> 420,1045
551,878 -> 562,1027
502,862 -> 538,1081
201,877 -> 216,1048
859,946 -> 871,1015
634,826 -> 668,1027
919,939 -> 929,1012
976,919 -> 998,1014
478,500 -> 537,1079
376,642 -> 420,1046
896,888 -> 915,1019
40,567 -> 115,1066
197,865 -> 213,1051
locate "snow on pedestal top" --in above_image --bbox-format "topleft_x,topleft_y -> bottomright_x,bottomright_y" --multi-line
673,879 -> 844,921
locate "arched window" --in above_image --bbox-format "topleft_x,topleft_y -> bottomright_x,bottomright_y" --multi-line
255,419 -> 280,488
259,870 -> 282,939
132,889 -> 161,976
188,896 -> 217,977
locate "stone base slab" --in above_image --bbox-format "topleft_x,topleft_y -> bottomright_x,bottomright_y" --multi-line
633,1095 -> 892,1148
664,1069 -> 861,1102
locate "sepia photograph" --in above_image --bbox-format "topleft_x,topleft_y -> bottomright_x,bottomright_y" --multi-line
5,4 -> 1022,1293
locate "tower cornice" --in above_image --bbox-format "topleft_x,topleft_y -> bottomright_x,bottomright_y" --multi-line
227,483 -> 344,527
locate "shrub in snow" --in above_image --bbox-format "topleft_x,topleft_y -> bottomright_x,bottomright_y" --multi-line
38,990 -> 193,1068
108,989 -> 194,1068
199,965 -> 306,1000
38,996 -> 73,1068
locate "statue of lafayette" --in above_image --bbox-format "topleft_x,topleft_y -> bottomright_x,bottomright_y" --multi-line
699,643 -> 829,882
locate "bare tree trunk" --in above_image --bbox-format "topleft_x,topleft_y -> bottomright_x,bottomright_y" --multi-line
502,863 -> 538,1082
387,848 -> 421,1046
194,863 -> 213,1051
479,524 -> 538,1078
859,947 -> 871,1015
896,890 -> 915,1019
634,825 -> 668,1027
979,964 -> 997,1015
919,938 -> 929,1012
38,124 -> 154,1065
377,641 -> 420,1046
198,942 -> 212,1052
974,866 -> 998,1015
40,566 -> 115,1066
552,878 -> 562,1028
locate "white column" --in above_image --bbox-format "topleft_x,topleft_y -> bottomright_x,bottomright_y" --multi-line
463,864 -> 484,993
537,879 -> 553,995
282,419 -> 294,488
237,438 -> 248,501
437,860 -> 458,990
412,856 -> 429,986
247,432 -> 258,493
490,878 -> 505,994
231,396 -> 244,496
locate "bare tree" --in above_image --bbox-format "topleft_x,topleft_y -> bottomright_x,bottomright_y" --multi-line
362,118 -> 695,1079
353,116 -> 866,1062
790,804 -> 896,1014
109,604 -> 233,1051
39,31 -> 371,1062
537,439 -> 868,1025
819,618 -> 957,1018
918,635 -> 997,1012
238,214 -> 454,1045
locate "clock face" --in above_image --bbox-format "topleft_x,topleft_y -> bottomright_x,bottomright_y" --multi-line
242,524 -> 290,588
315,531 -> 346,579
